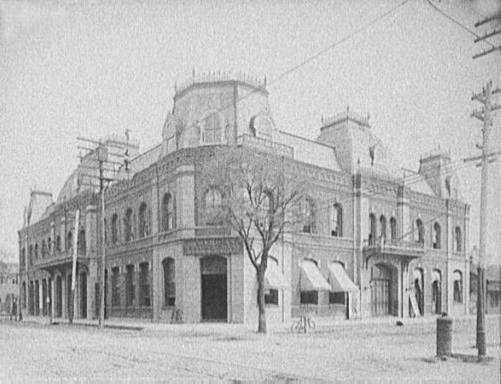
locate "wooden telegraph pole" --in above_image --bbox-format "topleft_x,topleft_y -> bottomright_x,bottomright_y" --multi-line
77,134 -> 130,329
469,81 -> 500,357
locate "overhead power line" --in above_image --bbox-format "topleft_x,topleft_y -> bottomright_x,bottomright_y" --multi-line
176,0 -> 412,142
268,0 -> 412,87
425,0 -> 496,48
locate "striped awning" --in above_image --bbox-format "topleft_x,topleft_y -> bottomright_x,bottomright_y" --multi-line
299,259 -> 331,291
328,262 -> 358,292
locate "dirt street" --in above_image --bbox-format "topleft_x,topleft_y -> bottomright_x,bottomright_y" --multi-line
0,316 -> 499,382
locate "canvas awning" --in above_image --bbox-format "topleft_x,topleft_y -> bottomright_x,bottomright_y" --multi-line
327,262 -> 358,292
265,259 -> 288,289
299,259 -> 331,291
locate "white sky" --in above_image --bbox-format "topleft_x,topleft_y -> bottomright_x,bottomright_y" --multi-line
0,0 -> 499,263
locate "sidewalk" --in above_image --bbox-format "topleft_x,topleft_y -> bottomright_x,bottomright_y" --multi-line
17,313 -> 499,335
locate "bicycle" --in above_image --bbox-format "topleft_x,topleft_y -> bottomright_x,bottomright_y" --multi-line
290,315 -> 316,333
170,308 -> 183,324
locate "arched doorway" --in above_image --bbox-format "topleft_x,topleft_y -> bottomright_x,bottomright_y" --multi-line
431,270 -> 442,314
201,256 -> 227,321
371,263 -> 396,316
56,275 -> 62,318
80,272 -> 87,318
413,268 -> 424,316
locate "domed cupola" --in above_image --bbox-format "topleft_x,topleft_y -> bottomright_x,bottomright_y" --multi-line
166,71 -> 271,150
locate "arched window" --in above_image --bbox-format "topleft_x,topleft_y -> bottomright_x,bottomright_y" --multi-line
124,208 -> 133,242
111,214 -> 119,244
369,214 -> 377,245
162,193 -> 174,231
302,198 -> 316,233
380,215 -> 387,242
201,112 -> 222,144
163,258 -> 175,307
205,187 -> 222,210
47,237 -> 52,253
390,217 -> 397,241
205,187 -> 223,225
41,240 -> 47,258
138,203 -> 148,239
415,219 -> 424,244
66,231 -> 73,251
330,203 -> 343,237
453,270 -> 463,303
78,229 -> 86,254
21,248 -> 26,267
455,226 -> 462,252
29,245 -> 33,265
433,222 -> 441,249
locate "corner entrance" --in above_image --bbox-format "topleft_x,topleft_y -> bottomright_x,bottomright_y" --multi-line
201,256 -> 227,322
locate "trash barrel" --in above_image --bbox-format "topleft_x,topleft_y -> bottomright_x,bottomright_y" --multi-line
436,314 -> 453,357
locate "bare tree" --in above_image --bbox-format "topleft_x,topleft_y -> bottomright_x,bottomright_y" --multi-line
201,146 -> 306,333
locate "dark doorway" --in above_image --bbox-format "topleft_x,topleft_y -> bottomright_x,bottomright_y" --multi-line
432,280 -> 441,314
201,256 -> 227,321
56,276 -> 62,318
413,269 -> 424,316
371,264 -> 392,316
80,272 -> 87,319
42,279 -> 47,316
67,274 -> 72,319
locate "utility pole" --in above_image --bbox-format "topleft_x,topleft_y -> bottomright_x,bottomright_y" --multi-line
470,80 -> 501,357
473,12 -> 501,60
77,135 -> 130,329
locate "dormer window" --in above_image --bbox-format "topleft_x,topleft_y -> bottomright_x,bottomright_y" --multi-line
201,112 -> 222,144
250,114 -> 273,141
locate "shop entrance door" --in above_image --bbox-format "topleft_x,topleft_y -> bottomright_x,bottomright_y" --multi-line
201,256 -> 227,321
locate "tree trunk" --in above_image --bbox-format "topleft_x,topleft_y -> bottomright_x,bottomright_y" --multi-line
257,267 -> 267,334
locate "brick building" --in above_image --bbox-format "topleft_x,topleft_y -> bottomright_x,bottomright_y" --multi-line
18,73 -> 470,324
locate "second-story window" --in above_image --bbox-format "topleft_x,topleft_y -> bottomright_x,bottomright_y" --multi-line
124,208 -> 133,242
205,187 -> 223,225
162,193 -> 174,232
380,215 -> 387,242
369,214 -> 377,245
455,226 -> 462,252
301,198 -> 315,233
138,203 -> 150,239
66,231 -> 73,251
390,217 -> 397,241
56,235 -> 61,252
34,243 -> 39,259
111,214 -> 119,244
330,203 -> 343,237
415,219 -> 424,245
41,240 -> 47,258
433,222 -> 441,249
78,229 -> 86,255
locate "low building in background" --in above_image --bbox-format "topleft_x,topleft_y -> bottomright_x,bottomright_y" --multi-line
0,261 -> 19,315
18,72 -> 471,324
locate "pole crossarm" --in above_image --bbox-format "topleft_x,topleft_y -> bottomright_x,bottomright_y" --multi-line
474,28 -> 501,43
474,14 -> 501,28
473,44 -> 501,59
